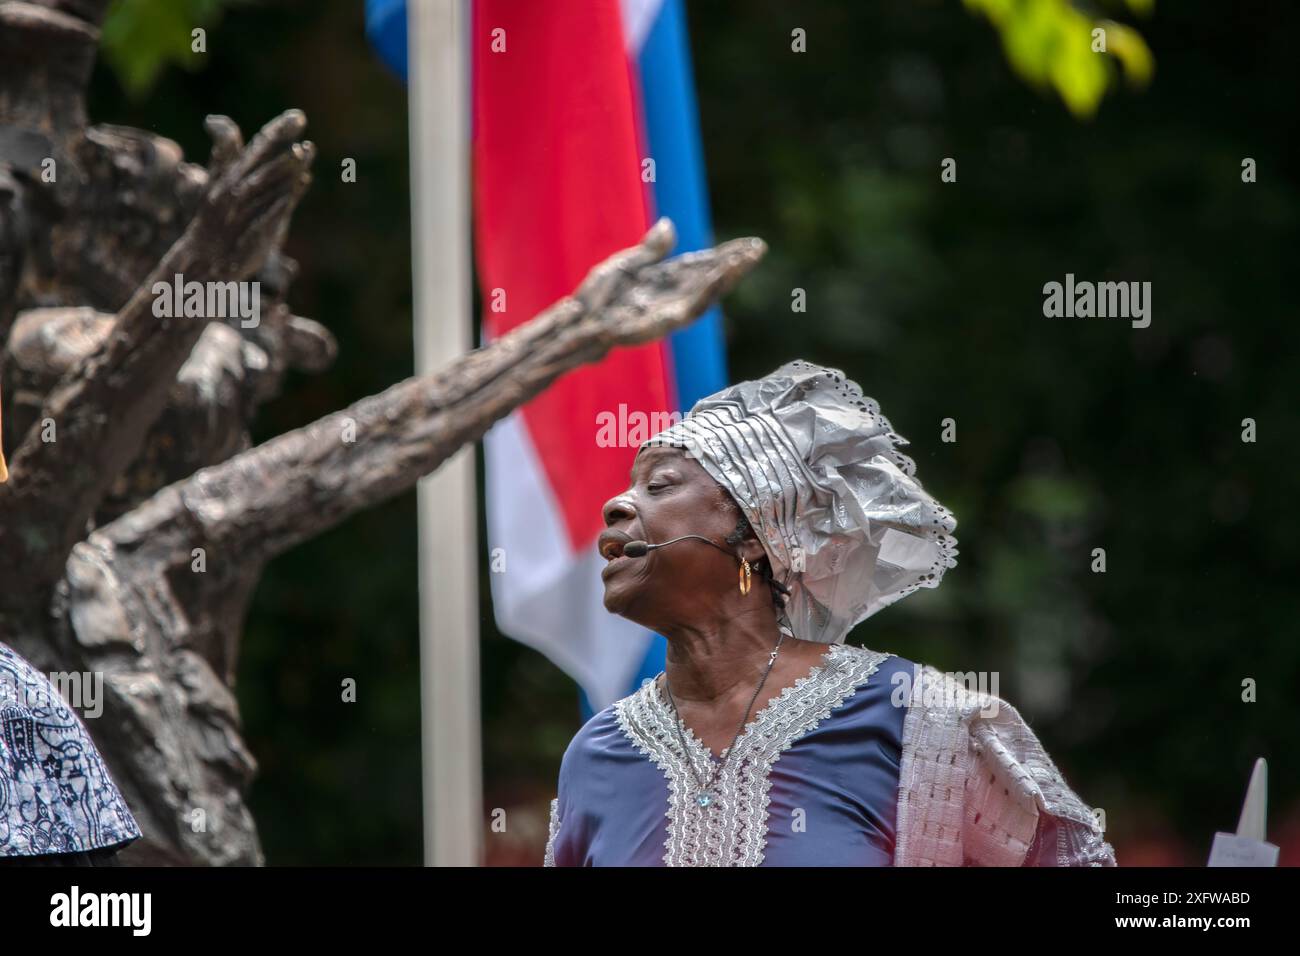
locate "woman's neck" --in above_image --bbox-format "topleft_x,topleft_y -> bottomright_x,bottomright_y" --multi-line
659,609 -> 787,703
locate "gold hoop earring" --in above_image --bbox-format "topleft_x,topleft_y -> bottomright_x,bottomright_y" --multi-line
739,557 -> 752,595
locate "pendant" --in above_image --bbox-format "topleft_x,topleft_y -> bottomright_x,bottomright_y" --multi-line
696,792 -> 713,808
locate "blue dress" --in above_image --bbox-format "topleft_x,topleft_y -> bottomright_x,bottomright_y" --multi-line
546,643 -> 915,866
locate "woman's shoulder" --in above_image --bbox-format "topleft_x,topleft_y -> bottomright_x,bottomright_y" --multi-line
807,644 -> 918,740
831,643 -> 918,699
558,697 -> 629,772
900,659 -> 1021,718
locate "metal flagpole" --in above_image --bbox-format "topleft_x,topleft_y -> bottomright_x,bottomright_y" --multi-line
407,0 -> 481,866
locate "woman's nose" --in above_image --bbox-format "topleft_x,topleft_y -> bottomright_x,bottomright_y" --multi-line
602,495 -> 636,527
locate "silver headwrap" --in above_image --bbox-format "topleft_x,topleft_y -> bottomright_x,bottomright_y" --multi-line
642,359 -> 958,645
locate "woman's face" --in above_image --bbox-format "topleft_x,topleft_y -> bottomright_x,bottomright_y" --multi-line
598,444 -> 760,632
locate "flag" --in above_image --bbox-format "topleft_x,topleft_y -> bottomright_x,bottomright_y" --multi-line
365,0 -> 727,714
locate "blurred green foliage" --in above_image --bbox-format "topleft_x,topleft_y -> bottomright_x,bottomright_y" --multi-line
964,0 -> 1154,117
102,0 -> 233,97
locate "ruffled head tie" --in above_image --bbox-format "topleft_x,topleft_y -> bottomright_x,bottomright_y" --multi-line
641,359 -> 958,644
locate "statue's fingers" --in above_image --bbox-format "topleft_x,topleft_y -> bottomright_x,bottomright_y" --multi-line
232,142 -> 313,211
204,115 -> 244,180
575,218 -> 677,311
238,192 -> 302,258
238,109 -> 307,175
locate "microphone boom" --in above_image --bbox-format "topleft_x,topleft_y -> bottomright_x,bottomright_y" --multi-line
621,534 -> 732,559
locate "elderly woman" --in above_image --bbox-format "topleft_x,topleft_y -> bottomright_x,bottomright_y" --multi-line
545,360 -> 1115,867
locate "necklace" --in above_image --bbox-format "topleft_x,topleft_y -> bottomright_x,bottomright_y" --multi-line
662,631 -> 786,810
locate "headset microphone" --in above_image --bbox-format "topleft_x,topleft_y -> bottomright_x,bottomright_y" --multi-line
621,534 -> 732,559
619,534 -> 793,598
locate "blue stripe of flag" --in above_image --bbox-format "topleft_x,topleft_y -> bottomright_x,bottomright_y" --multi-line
364,0 -> 407,79
643,0 -> 728,411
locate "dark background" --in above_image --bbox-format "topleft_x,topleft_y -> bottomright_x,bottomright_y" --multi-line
86,0 -> 1299,865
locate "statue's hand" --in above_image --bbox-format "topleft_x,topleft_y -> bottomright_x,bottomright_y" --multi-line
575,218 -> 766,348
187,110 -> 315,281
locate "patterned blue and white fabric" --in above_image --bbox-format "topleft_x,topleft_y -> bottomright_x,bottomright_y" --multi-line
0,642 -> 141,857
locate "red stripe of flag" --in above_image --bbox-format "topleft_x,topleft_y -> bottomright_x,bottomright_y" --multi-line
472,0 -> 671,551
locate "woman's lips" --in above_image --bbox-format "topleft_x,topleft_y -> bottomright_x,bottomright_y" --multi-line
601,554 -> 635,580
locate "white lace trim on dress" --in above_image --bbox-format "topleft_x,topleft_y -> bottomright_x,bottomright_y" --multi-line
614,642 -> 890,866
